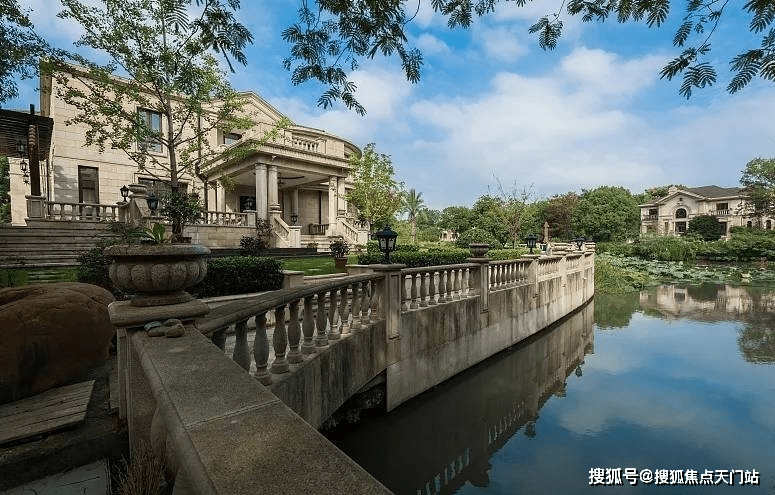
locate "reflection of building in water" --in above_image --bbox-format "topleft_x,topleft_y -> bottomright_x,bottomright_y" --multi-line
639,284 -> 775,321
329,302 -> 595,495
639,284 -> 775,363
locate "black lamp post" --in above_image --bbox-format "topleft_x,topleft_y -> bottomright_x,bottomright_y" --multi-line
120,185 -> 130,202
525,234 -> 538,254
372,224 -> 398,263
146,192 -> 159,214
574,235 -> 585,251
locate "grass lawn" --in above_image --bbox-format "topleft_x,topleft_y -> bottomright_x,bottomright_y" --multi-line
0,267 -> 79,288
280,255 -> 359,276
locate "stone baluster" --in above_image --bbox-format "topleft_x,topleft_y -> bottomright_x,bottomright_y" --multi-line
233,318 -> 251,371
287,300 -> 303,364
271,305 -> 289,373
351,282 -> 361,331
339,286 -> 350,334
428,270 -> 437,305
253,312 -> 271,385
328,289 -> 340,340
410,273 -> 419,309
419,272 -> 428,307
446,268 -> 453,301
315,292 -> 329,348
359,281 -> 370,325
437,270 -> 447,303
462,268 -> 469,297
401,274 -> 409,311
370,279 -> 380,321
301,296 -> 316,354
211,328 -> 227,351
452,268 -> 460,300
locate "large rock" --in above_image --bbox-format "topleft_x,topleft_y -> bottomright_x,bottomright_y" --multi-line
0,282 -> 115,404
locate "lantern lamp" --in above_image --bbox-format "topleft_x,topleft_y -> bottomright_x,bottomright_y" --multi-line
574,235 -> 585,251
146,192 -> 159,213
120,185 -> 130,201
290,212 -> 299,225
525,234 -> 538,254
372,224 -> 398,263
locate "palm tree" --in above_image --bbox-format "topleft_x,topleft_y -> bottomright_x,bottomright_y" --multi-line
402,188 -> 425,243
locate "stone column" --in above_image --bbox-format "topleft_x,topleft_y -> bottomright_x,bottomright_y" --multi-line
291,188 -> 299,223
370,263 -> 406,342
268,165 -> 279,211
328,176 -> 338,236
337,177 -> 346,217
467,256 -> 490,314
217,181 -> 226,213
254,163 -> 267,220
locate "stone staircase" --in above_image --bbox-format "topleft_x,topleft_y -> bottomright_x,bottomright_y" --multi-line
0,224 -> 113,268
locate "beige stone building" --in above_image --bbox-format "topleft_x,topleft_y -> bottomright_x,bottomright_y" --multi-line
5,70 -> 369,250
639,185 -> 767,239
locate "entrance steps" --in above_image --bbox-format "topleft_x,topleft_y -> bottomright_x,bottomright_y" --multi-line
0,224 -> 112,268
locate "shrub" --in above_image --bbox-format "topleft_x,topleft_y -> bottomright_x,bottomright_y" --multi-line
240,220 -> 272,255
454,227 -> 503,250
191,256 -> 283,298
687,215 -> 723,241
357,248 -> 469,267
329,238 -> 350,257
488,248 -> 529,260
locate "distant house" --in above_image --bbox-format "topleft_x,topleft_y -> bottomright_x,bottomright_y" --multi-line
439,230 -> 459,242
639,185 -> 770,238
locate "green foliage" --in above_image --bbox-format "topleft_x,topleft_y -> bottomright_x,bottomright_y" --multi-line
107,221 -> 148,243
0,0 -> 48,103
358,248 -> 469,267
454,227 -> 503,250
628,234 -> 698,262
572,186 -> 640,242
240,220 -> 272,255
143,223 -> 169,243
0,156 -> 10,223
740,157 -> 775,221
190,256 -> 284,298
345,143 -> 404,226
159,191 -> 202,240
76,238 -> 126,298
594,254 -> 659,294
540,192 -> 579,241
488,248 -> 530,260
401,188 -> 425,243
438,206 -> 473,234
280,0 -> 775,114
329,238 -> 350,258
687,215 -> 722,241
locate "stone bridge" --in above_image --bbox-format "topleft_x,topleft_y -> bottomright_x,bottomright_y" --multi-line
109,246 -> 595,494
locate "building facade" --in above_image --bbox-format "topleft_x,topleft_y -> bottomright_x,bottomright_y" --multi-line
6,70 -> 369,248
639,185 -> 767,238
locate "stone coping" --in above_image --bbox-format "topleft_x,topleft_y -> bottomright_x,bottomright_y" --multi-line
132,328 -> 392,495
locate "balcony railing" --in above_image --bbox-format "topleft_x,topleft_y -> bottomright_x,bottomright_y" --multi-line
642,214 -> 659,221
710,209 -> 731,216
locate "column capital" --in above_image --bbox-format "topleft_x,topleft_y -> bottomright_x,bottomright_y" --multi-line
254,162 -> 267,171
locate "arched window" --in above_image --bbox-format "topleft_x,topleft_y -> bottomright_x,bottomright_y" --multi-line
675,208 -> 687,219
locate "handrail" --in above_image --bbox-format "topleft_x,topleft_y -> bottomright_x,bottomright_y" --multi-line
45,200 -> 120,222
400,263 -> 480,309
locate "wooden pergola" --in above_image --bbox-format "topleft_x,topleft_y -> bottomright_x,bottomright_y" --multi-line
0,106 -> 53,197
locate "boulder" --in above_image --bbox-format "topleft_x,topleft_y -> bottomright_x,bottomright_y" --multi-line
0,282 -> 115,404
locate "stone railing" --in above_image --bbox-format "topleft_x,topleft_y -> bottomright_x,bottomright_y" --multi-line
537,257 -> 562,278
195,273 -> 385,386
338,218 -> 360,245
400,264 -> 478,310
44,200 -> 121,222
488,259 -> 532,290
309,223 -> 328,235
200,210 -> 249,226
710,209 -> 731,216
641,214 -> 659,221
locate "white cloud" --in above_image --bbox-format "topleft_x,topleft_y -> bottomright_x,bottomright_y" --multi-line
475,26 -> 529,62
416,33 -> 452,57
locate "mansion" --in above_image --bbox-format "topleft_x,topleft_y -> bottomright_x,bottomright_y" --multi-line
639,185 -> 768,238
3,69 -> 369,251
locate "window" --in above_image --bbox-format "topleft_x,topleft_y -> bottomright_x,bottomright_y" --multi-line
138,108 -> 163,152
78,166 -> 99,204
223,132 -> 241,145
138,178 -> 186,199
648,208 -> 658,216
676,222 -> 687,234
767,220 -> 772,230
719,222 -> 728,236
675,208 -> 687,219
716,203 -> 728,211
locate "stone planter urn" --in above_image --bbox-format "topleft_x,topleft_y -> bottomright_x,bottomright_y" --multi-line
468,243 -> 491,257
104,243 -> 210,307
334,257 -> 348,272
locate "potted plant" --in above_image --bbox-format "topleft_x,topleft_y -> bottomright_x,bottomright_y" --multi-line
330,238 -> 350,271
158,190 -> 203,243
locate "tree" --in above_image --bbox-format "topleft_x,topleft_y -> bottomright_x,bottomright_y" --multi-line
438,206 -> 473,235
740,157 -> 775,224
572,186 -> 640,242
0,157 -> 10,223
401,188 -> 425,244
282,0 -> 775,113
471,195 -> 510,245
0,1 -> 49,104
46,0 -> 276,240
345,143 -> 404,227
687,215 -> 722,241
492,181 -> 539,247
541,192 -> 579,241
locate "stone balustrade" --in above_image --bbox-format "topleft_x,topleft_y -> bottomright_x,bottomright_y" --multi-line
200,210 -> 249,226
44,200 -> 121,222
400,264 -> 478,310
488,259 -> 532,290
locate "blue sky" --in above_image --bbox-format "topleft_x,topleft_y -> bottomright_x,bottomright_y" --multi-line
8,0 -> 775,210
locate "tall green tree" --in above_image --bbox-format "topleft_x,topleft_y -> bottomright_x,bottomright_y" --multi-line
572,186 -> 640,242
438,206 -> 473,235
47,0 -> 272,239
740,157 -> 775,225
401,188 -> 425,244
282,0 -> 775,113
345,143 -> 404,227
541,192 -> 579,241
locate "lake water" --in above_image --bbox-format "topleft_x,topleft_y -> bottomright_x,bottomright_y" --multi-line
327,284 -> 775,494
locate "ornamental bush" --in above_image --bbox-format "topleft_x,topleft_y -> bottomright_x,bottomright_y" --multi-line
454,227 -> 503,250
357,248 -> 469,267
687,215 -> 723,241
190,256 -> 283,298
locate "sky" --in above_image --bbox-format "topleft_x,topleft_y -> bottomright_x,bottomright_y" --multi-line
7,0 -> 775,210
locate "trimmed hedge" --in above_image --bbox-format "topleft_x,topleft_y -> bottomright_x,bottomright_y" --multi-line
454,227 -> 503,250
366,240 -> 419,254
191,256 -> 284,298
358,248 -> 469,267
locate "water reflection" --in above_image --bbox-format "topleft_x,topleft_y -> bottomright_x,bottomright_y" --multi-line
327,303 -> 595,495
